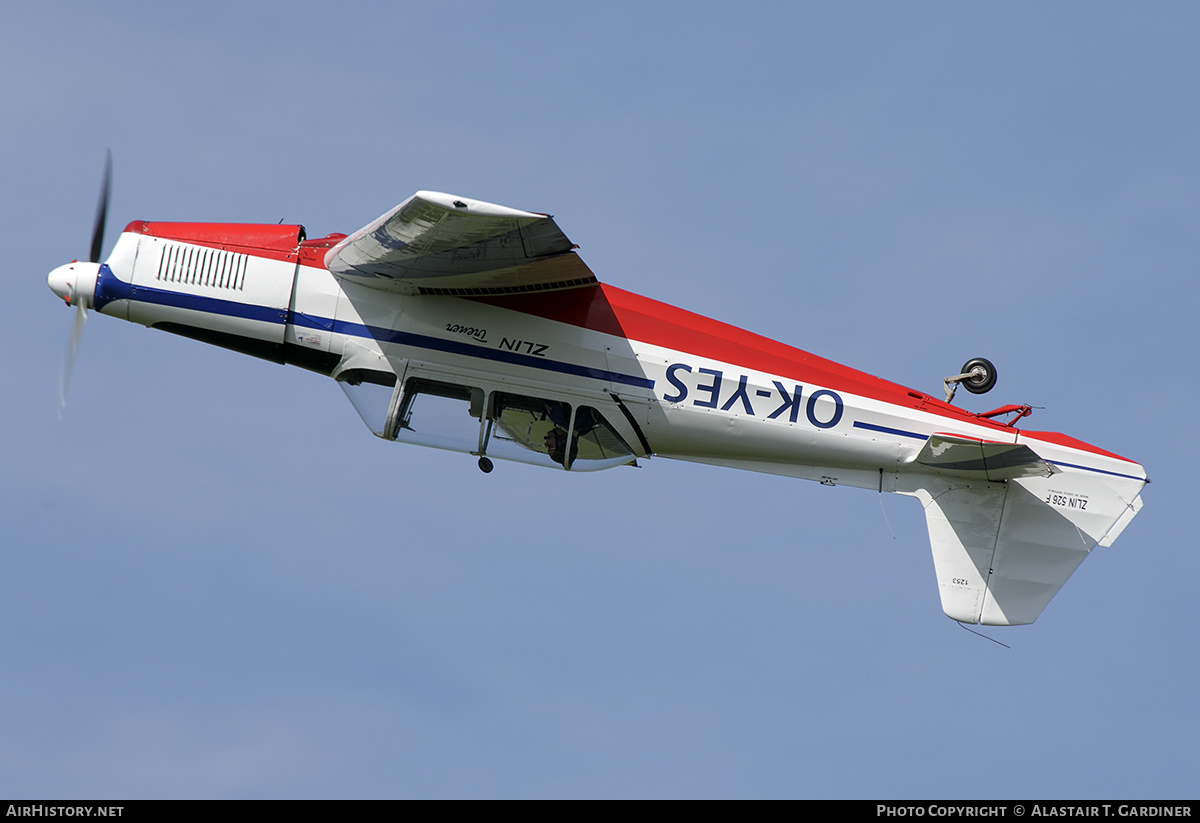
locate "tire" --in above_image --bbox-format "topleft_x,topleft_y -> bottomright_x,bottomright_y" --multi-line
960,357 -> 997,394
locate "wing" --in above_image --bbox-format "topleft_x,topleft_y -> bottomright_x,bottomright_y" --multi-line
325,191 -> 597,296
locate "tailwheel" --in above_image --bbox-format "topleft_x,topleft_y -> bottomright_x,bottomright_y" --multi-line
944,357 -> 997,403
959,358 -> 997,394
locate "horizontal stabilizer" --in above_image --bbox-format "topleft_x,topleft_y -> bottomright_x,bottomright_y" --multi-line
915,433 -> 1056,482
325,191 -> 596,296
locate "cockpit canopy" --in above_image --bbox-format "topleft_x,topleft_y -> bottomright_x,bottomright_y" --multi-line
339,370 -> 639,472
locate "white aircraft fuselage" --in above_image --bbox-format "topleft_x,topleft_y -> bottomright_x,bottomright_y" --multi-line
47,200 -> 1148,627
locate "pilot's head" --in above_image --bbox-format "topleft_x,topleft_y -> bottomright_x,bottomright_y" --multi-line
544,428 -> 564,464
544,427 -> 576,466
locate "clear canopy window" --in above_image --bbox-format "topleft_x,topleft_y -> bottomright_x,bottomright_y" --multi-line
341,372 -> 636,471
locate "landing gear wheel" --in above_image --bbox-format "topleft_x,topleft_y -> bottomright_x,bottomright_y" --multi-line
960,357 -> 997,395
477,456 -> 494,473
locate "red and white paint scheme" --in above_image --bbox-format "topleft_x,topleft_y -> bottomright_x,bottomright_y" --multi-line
47,190 -> 1147,626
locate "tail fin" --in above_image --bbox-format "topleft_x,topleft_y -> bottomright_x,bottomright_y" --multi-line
899,460 -> 1146,626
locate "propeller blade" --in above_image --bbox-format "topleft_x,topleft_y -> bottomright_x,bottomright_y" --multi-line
89,149 -> 112,264
59,304 -> 88,417
60,151 -> 111,417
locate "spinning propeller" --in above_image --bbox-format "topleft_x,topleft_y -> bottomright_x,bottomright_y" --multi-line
47,150 -> 111,416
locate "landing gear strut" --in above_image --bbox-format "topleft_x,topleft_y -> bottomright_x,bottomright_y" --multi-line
944,357 -> 996,404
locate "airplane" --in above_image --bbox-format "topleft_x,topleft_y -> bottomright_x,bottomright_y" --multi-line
46,159 -> 1147,627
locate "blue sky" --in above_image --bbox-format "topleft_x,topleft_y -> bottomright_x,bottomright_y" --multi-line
2,2 -> 1197,798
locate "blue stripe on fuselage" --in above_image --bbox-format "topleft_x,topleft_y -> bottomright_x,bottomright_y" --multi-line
104,277 -> 653,390
1046,460 -> 1147,482
853,421 -> 929,441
